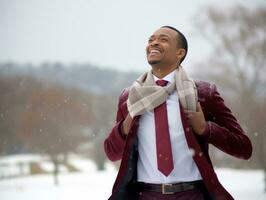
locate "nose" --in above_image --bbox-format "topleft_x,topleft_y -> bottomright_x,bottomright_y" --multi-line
150,39 -> 159,47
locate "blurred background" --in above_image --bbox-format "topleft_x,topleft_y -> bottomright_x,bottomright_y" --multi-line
0,0 -> 266,199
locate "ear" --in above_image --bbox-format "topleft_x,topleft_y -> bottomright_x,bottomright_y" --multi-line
176,48 -> 186,61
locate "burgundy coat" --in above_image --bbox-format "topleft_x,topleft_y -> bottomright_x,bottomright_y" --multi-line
104,80 -> 252,200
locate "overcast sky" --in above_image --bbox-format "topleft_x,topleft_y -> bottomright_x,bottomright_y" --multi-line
0,0 -> 265,72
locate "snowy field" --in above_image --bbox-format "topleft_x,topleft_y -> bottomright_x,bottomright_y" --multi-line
0,155 -> 265,200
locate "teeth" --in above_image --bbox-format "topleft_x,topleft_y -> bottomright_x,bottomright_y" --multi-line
150,49 -> 160,54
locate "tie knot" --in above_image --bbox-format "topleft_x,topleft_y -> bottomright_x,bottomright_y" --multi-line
156,80 -> 168,87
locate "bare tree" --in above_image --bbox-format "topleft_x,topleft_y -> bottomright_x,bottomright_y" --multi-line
20,86 -> 90,185
0,75 -> 43,155
0,70 -> 118,177
90,94 -> 116,170
193,6 -> 266,190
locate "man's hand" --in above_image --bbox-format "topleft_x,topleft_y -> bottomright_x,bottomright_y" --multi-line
185,102 -> 206,135
121,114 -> 133,136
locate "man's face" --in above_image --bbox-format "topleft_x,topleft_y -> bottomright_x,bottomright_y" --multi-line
146,27 -> 179,66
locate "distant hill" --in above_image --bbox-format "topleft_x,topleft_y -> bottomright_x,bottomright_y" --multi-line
0,62 -> 140,94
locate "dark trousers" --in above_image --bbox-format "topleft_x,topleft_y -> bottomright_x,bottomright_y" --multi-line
137,188 -> 205,200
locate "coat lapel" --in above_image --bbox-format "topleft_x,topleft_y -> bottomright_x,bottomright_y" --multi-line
179,102 -> 232,199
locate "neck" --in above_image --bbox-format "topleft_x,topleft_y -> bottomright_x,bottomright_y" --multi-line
151,64 -> 179,79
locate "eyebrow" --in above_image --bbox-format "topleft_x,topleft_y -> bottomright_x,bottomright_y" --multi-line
149,34 -> 171,39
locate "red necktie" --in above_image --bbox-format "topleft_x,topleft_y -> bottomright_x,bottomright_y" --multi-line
154,80 -> 174,176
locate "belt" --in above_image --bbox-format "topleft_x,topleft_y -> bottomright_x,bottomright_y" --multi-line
136,180 -> 203,195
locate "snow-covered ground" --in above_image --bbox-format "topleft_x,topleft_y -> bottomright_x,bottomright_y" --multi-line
0,155 -> 265,200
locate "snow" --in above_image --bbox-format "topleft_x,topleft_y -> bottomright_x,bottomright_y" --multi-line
40,162 -> 68,173
0,154 -> 46,177
0,154 -> 45,164
0,170 -> 116,200
0,155 -> 265,200
70,157 -> 97,172
216,168 -> 266,200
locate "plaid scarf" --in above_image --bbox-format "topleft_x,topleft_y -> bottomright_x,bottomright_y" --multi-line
127,66 -> 198,118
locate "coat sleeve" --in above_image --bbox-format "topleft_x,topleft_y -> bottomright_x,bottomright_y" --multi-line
104,89 -> 127,161
201,84 -> 252,160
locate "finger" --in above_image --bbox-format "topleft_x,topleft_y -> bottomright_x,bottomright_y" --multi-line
196,102 -> 202,112
186,110 -> 196,114
186,113 -> 193,119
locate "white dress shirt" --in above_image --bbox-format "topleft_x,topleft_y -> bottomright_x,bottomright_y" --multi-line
137,70 -> 202,184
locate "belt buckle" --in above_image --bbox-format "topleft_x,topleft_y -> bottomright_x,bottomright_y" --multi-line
162,183 -> 174,194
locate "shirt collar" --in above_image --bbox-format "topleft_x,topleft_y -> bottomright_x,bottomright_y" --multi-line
153,70 -> 176,83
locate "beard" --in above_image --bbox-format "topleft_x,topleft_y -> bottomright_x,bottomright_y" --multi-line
148,60 -> 161,65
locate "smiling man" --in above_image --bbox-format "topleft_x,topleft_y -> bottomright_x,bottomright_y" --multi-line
104,26 -> 252,200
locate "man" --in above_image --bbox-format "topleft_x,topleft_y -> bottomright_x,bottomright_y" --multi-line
104,26 -> 252,200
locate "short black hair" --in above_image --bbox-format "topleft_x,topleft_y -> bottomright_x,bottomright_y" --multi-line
161,26 -> 188,63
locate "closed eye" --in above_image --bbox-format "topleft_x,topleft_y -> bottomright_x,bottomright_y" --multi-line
161,37 -> 168,42
148,38 -> 154,43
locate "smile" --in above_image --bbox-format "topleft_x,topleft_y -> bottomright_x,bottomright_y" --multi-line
148,48 -> 162,56
150,49 -> 160,53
